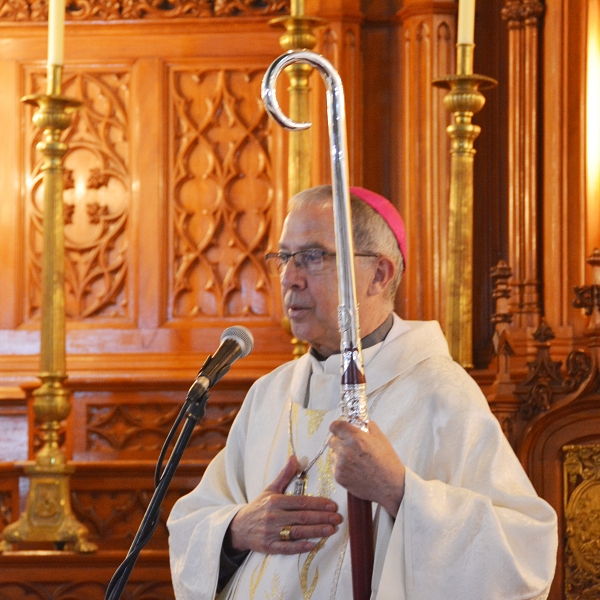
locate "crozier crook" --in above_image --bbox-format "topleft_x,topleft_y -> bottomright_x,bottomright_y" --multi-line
261,50 -> 374,600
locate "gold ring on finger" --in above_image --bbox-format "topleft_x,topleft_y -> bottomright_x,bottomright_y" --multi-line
279,525 -> 292,541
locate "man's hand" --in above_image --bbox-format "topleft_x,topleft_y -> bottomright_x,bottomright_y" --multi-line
228,455 -> 343,555
328,419 -> 405,517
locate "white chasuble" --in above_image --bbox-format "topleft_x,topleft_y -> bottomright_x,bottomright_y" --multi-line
168,316 -> 558,600
220,337 -> 391,600
221,400 -> 354,600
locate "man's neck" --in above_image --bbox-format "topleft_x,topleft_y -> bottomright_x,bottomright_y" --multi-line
310,312 -> 394,362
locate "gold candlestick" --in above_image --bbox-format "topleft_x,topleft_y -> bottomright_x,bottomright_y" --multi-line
1,66 -> 96,553
433,44 -> 497,369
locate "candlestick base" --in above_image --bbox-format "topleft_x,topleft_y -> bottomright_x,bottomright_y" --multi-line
1,461 -> 97,553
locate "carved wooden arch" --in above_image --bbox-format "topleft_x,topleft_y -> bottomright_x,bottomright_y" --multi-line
517,348 -> 600,600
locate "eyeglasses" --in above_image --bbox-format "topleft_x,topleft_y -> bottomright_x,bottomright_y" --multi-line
264,248 -> 379,276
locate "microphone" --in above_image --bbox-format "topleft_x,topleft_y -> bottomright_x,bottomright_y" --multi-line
186,326 -> 254,401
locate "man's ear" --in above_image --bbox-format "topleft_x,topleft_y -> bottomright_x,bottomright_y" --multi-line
368,256 -> 396,297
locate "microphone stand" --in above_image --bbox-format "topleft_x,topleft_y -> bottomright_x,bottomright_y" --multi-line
105,390 -> 209,600
105,328 -> 252,599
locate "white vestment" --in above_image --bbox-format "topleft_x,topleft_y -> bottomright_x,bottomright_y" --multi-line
168,317 -> 557,600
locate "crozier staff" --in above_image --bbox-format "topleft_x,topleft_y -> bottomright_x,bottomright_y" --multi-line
167,185 -> 558,600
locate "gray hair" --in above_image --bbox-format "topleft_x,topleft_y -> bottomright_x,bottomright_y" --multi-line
289,185 -> 404,304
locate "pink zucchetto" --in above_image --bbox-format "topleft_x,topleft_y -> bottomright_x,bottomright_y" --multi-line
350,186 -> 407,265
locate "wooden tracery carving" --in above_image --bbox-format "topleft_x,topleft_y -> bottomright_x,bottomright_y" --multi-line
86,401 -> 240,455
211,0 -> 286,17
70,488 -> 177,548
509,250 -> 600,438
169,67 -> 276,319
488,314 -> 593,450
66,0 -> 122,20
120,0 -> 211,19
0,0 -> 28,19
0,0 -> 287,20
513,321 -> 591,420
26,69 -> 131,322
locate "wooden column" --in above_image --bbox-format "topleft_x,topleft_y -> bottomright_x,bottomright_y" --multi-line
306,0 -> 363,186
501,1 -> 543,332
540,0 -> 587,361
396,0 -> 455,326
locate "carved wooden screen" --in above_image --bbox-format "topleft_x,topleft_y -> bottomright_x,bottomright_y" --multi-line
0,4 -> 296,595
24,68 -> 131,323
517,338 -> 600,600
0,11 -> 292,386
168,64 -> 276,320
0,0 -> 294,556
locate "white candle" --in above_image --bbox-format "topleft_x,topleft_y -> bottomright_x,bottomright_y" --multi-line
47,0 -> 66,66
457,0 -> 476,45
290,0 -> 304,16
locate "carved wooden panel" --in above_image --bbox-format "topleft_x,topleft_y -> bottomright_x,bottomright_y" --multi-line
67,462 -> 204,550
168,65 -> 277,320
0,0 -> 287,21
85,399 -> 241,457
70,386 -> 248,460
0,550 -> 174,600
1,460 -> 201,552
24,67 -> 131,322
71,488 -> 173,549
517,333 -> 600,600
564,444 -> 600,600
0,12 -> 292,364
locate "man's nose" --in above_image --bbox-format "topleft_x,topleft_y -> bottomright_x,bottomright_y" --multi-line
280,257 -> 306,288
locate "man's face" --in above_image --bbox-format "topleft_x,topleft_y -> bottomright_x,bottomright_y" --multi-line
279,201 -> 339,356
279,200 -> 373,357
